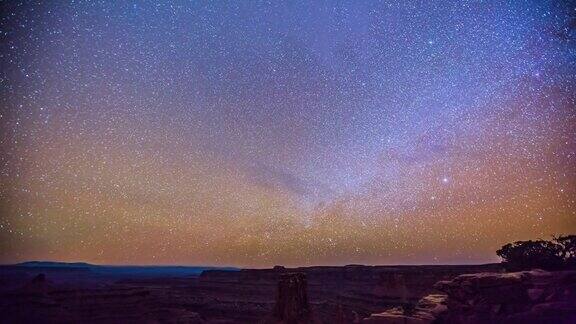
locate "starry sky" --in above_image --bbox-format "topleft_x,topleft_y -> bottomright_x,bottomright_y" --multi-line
1,1 -> 575,267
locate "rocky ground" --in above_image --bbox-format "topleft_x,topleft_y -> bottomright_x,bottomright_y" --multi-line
363,269 -> 576,324
4,263 -> 573,323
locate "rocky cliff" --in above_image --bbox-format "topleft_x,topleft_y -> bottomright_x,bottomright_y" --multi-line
363,269 -> 576,324
267,273 -> 314,324
0,264 -> 502,323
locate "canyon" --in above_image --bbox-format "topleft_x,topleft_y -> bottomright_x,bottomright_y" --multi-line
0,263 -> 502,323
3,263 -> 575,323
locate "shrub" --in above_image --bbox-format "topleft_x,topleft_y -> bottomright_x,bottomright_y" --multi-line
496,235 -> 576,271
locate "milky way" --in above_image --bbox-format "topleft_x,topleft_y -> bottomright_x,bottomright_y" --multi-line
1,1 -> 575,267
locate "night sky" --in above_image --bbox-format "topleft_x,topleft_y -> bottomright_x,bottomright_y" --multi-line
1,1 -> 575,267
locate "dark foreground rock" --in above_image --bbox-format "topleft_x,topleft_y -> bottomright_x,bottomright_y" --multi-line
0,274 -> 205,323
362,294 -> 447,324
363,270 -> 576,324
266,273 -> 315,324
198,263 -> 501,322
0,264 -> 501,323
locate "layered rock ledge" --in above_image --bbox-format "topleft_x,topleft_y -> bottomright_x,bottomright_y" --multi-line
363,269 -> 576,324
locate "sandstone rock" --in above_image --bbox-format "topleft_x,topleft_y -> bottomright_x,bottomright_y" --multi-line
270,273 -> 313,324
362,294 -> 447,324
0,264 -> 503,323
364,270 -> 576,324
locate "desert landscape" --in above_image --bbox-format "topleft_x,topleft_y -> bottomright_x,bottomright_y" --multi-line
1,258 -> 575,323
1,1 -> 575,323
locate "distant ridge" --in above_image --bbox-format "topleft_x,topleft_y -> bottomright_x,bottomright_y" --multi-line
18,261 -> 95,268
13,261 -> 239,272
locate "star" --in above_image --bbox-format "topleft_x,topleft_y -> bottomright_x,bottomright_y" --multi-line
0,0 -> 573,267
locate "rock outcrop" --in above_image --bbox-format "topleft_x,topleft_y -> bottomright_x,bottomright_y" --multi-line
363,269 -> 576,324
269,273 -> 314,324
0,264 -> 503,323
362,294 -> 447,324
435,269 -> 576,323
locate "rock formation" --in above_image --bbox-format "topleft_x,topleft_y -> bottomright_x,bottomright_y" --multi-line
270,273 -> 313,324
435,269 -> 576,323
362,294 -> 447,324
0,263 -> 503,323
363,269 -> 576,324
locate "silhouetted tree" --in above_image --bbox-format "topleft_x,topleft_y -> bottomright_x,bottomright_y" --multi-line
554,235 -> 576,267
497,235 -> 576,271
